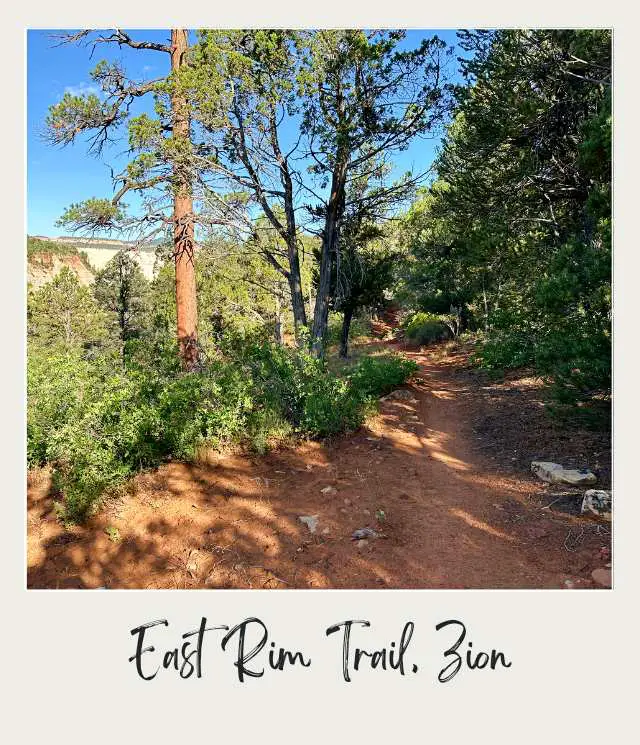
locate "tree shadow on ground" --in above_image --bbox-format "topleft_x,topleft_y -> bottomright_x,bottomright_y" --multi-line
27,347 -> 611,590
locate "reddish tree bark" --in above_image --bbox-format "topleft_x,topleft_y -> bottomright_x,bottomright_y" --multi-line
171,29 -> 198,370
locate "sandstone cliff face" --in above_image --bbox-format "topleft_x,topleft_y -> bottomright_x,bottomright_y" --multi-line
27,253 -> 95,289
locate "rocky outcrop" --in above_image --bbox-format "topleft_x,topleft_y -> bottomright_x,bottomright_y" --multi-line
27,252 -> 95,289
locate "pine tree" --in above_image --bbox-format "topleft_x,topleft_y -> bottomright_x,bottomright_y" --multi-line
28,267 -> 113,351
44,29 -> 228,369
93,250 -> 149,354
295,30 -> 451,355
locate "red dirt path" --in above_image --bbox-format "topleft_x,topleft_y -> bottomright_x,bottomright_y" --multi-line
27,345 -> 611,589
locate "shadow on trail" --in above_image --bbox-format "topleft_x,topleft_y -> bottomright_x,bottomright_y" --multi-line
27,345 -> 610,590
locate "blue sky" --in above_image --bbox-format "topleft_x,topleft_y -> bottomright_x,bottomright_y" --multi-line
27,29 -> 465,237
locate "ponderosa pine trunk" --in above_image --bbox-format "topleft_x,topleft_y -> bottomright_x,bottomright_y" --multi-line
171,29 -> 198,370
339,306 -> 354,358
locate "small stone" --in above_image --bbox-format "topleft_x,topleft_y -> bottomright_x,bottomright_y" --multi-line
352,527 -> 380,540
321,486 -> 337,495
343,498 -> 351,506
298,515 -> 319,533
356,539 -> 368,549
363,509 -> 371,516
531,461 -> 597,486
591,568 -> 612,588
563,579 -> 575,589
581,489 -> 612,519
322,527 -> 330,535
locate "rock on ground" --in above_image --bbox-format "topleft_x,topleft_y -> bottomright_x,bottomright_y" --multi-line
581,489 -> 612,519
299,515 -> 319,533
352,527 -> 380,540
531,461 -> 597,486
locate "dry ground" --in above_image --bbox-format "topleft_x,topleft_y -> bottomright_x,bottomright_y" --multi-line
27,341 -> 612,589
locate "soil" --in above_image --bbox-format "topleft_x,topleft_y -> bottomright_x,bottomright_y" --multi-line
27,340 -> 612,590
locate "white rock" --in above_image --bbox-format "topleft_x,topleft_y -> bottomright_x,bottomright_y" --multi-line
321,486 -> 337,495
581,489 -> 612,519
298,515 -> 319,533
531,461 -> 597,486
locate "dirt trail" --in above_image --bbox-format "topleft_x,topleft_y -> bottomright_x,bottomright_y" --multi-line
27,345 -> 611,589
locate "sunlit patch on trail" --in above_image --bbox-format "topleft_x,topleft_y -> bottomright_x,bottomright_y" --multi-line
449,508 -> 517,542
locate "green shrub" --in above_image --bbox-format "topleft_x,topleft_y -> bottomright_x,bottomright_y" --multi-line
326,313 -> 372,345
348,354 -> 418,398
475,329 -> 536,372
242,340 -> 365,437
404,311 -> 450,345
28,334 -> 417,521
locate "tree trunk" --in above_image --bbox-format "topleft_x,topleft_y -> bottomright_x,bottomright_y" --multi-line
311,155 -> 348,357
276,116 -> 307,342
482,276 -> 489,333
274,292 -> 284,345
171,29 -> 198,370
286,259 -> 307,341
339,306 -> 354,358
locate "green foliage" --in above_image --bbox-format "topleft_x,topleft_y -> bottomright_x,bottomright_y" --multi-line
105,526 -> 121,543
347,354 -> 418,399
56,198 -> 126,233
404,312 -> 451,345
326,314 -> 371,345
93,250 -> 150,349
46,92 -> 109,147
399,30 -> 611,410
28,321 -> 416,520
28,267 -> 115,351
239,340 -> 363,437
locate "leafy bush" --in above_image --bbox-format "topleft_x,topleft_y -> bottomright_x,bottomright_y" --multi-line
326,313 -> 372,345
403,311 -> 450,345
476,234 -> 610,411
348,354 -> 418,398
28,337 -> 417,522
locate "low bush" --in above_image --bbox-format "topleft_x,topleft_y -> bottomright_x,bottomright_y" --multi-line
326,313 -> 372,346
28,340 -> 417,522
403,311 -> 451,345
348,354 -> 419,399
